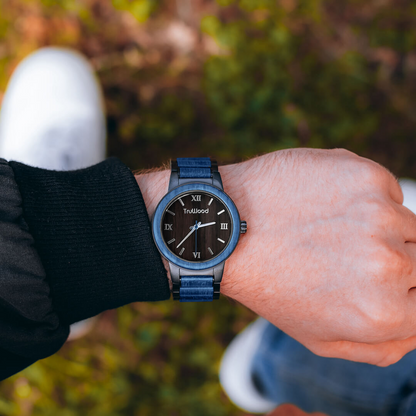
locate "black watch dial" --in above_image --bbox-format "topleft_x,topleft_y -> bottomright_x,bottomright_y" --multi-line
161,191 -> 232,262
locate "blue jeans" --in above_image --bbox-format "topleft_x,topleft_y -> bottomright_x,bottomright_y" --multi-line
251,321 -> 416,415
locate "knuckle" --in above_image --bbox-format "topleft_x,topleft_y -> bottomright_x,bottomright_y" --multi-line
369,306 -> 405,334
371,243 -> 412,279
361,245 -> 409,331
307,342 -> 331,358
368,200 -> 393,224
331,148 -> 357,158
361,295 -> 406,336
360,163 -> 383,185
390,248 -> 412,277
392,178 -> 404,202
354,157 -> 392,188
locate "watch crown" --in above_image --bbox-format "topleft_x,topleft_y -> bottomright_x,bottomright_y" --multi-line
240,221 -> 247,234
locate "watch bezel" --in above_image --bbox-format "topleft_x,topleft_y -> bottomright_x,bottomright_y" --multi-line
152,183 -> 241,270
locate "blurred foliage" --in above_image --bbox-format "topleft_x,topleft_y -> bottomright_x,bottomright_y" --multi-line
111,0 -> 158,22
201,0 -> 416,169
0,300 -> 254,416
1,0 -> 416,414
2,0 -> 416,172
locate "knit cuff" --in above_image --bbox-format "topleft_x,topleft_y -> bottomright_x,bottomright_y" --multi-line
10,158 -> 170,325
0,159 -> 68,381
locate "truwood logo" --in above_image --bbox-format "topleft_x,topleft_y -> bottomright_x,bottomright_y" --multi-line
183,208 -> 209,214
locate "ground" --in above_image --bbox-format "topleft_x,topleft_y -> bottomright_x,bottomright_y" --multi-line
0,0 -> 416,415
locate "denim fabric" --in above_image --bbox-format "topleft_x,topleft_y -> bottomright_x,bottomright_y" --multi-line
252,321 -> 416,415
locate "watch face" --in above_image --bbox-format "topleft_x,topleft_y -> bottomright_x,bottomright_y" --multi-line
161,191 -> 232,262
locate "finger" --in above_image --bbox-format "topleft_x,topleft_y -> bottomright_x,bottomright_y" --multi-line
394,203 -> 416,242
361,157 -> 403,204
404,242 -> 416,287
386,172 -> 403,205
403,243 -> 416,329
395,179 -> 416,241
312,336 -> 416,367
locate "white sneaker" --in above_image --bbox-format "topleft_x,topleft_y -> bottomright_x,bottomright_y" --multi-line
66,318 -> 97,342
400,179 -> 416,214
0,47 -> 106,340
219,318 -> 277,414
0,47 -> 106,170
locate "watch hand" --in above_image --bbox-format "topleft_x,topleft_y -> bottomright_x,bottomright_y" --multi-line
195,220 -> 198,254
176,221 -> 201,248
176,228 -> 195,248
197,222 -> 216,229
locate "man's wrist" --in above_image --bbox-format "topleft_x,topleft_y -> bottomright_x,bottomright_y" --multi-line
135,169 -> 170,219
218,162 -> 255,299
134,159 -> 255,300
135,169 -> 171,287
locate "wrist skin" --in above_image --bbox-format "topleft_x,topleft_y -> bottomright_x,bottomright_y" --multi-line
134,157 -> 268,299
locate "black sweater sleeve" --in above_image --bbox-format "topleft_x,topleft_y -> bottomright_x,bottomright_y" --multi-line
0,158 -> 170,381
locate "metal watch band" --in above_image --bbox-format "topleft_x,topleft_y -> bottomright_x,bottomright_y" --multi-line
179,276 -> 214,302
170,157 -> 220,302
169,157 -> 223,190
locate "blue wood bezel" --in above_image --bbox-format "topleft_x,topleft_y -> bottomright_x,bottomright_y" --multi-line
152,183 -> 241,270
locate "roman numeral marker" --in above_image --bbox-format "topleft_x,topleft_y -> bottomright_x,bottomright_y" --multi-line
164,224 -> 173,231
217,209 -> 225,215
193,252 -> 201,259
191,195 -> 201,202
217,238 -> 225,244
220,223 -> 228,230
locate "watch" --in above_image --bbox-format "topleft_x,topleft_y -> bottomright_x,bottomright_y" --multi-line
152,157 -> 247,302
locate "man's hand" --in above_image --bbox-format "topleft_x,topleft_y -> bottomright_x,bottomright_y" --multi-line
221,148 -> 416,366
137,149 -> 416,366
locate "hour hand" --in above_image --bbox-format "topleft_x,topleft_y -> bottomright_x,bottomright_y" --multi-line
198,222 -> 216,229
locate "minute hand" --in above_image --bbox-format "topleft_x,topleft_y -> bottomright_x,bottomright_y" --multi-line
176,222 -> 201,248
198,222 -> 216,229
